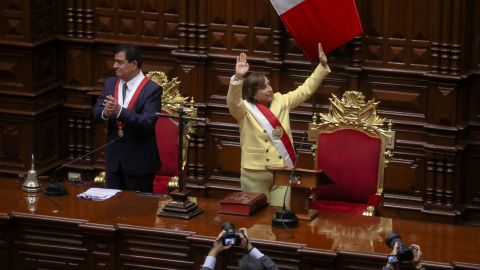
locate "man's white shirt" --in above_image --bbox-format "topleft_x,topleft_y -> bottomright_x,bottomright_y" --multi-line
102,71 -> 145,120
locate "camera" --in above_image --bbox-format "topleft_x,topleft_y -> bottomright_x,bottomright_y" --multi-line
385,231 -> 414,263
220,222 -> 242,246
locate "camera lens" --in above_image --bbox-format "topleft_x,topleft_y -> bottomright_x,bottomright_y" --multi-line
385,231 -> 402,248
385,231 -> 414,262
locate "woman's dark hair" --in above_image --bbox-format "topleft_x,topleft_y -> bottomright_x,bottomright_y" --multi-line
242,72 -> 266,103
113,44 -> 143,68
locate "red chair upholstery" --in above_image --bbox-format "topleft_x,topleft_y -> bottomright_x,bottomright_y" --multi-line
153,111 -> 179,194
146,71 -> 196,194
308,91 -> 395,216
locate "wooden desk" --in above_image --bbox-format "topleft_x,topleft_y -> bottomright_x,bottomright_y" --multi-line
0,179 -> 479,269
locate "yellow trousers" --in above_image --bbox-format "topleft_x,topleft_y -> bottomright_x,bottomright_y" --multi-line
240,168 -> 290,208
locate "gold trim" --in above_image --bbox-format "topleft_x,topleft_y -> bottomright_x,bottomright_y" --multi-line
168,176 -> 179,192
362,206 -> 376,216
94,172 -> 106,184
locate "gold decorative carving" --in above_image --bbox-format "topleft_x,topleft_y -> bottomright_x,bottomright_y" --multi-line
362,205 -> 376,216
94,172 -> 106,184
308,91 -> 396,216
146,71 -> 194,116
168,176 -> 179,192
146,71 -> 197,184
310,91 -> 389,136
308,91 -> 395,165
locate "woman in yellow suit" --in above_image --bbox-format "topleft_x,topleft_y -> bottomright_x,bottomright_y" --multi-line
227,43 -> 330,207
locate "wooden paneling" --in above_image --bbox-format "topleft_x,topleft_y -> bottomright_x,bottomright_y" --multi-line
0,0 -> 480,224
11,214 -> 87,269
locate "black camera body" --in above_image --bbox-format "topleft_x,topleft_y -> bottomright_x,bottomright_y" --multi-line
385,231 -> 414,263
220,222 -> 242,246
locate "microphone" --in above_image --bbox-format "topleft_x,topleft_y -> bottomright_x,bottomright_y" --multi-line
45,138 -> 119,196
272,131 -> 308,229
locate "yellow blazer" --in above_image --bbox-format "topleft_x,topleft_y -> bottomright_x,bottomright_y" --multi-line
227,64 -> 330,170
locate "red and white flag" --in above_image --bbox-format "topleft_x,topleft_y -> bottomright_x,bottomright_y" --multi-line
270,0 -> 363,60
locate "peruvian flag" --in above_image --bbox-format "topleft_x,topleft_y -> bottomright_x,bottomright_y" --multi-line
270,0 -> 363,60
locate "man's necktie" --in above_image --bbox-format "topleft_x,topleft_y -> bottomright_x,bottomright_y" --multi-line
122,83 -> 128,105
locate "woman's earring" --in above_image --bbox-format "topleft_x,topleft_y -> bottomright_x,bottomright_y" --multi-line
254,96 -> 257,102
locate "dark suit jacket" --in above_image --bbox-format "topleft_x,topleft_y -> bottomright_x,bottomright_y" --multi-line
200,255 -> 278,270
92,76 -> 162,175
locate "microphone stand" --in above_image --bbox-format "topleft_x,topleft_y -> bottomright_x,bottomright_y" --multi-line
45,138 -> 119,196
272,132 -> 308,229
156,106 -> 205,219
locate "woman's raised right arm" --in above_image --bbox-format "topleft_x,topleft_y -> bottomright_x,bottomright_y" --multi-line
227,53 -> 250,121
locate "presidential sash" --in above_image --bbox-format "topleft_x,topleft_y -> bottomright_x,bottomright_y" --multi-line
113,77 -> 150,137
244,101 -> 296,168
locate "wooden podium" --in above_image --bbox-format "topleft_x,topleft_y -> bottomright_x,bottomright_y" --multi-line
267,166 -> 333,221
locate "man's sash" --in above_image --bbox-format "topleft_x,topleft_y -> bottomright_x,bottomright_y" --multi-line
244,101 -> 296,168
113,77 -> 150,136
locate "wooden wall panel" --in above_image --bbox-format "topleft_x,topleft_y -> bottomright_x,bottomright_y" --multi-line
11,214 -> 87,269
0,117 -> 30,173
0,0 -> 57,44
0,0 -> 480,224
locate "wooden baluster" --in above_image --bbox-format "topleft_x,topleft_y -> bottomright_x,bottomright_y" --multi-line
65,0 -> 75,37
67,117 -> 76,160
435,160 -> 445,206
445,160 -> 455,207
84,0 -> 94,39
425,159 -> 436,205
75,0 -> 84,37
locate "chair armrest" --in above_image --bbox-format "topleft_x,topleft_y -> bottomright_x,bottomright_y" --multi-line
362,193 -> 383,216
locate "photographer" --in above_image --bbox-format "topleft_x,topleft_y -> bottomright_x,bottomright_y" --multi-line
201,226 -> 278,270
383,242 -> 424,270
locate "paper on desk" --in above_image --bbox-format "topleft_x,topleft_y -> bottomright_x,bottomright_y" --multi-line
77,188 -> 121,201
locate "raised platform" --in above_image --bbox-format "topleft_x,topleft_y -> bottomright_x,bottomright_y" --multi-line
0,179 -> 478,269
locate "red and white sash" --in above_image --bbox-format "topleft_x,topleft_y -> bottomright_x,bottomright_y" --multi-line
244,101 -> 296,168
113,77 -> 150,134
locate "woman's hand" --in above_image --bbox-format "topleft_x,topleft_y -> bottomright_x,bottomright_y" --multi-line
318,43 -> 328,67
235,52 -> 249,79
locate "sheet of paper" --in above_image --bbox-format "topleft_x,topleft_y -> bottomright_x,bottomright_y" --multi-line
77,187 -> 121,201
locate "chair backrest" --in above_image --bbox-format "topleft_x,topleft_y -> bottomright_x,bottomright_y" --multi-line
146,71 -> 197,192
308,91 -> 395,203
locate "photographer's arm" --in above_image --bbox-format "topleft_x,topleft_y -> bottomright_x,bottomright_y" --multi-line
239,228 -> 279,270
201,232 -> 231,270
382,243 -> 398,270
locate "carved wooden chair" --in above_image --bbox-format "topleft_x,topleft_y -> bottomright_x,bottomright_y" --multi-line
146,71 -> 197,194
307,91 -> 395,216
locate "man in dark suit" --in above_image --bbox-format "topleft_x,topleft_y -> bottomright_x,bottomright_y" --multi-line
92,44 -> 162,192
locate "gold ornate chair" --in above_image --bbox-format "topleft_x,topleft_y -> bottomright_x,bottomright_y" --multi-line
146,71 -> 197,194
308,91 -> 395,216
